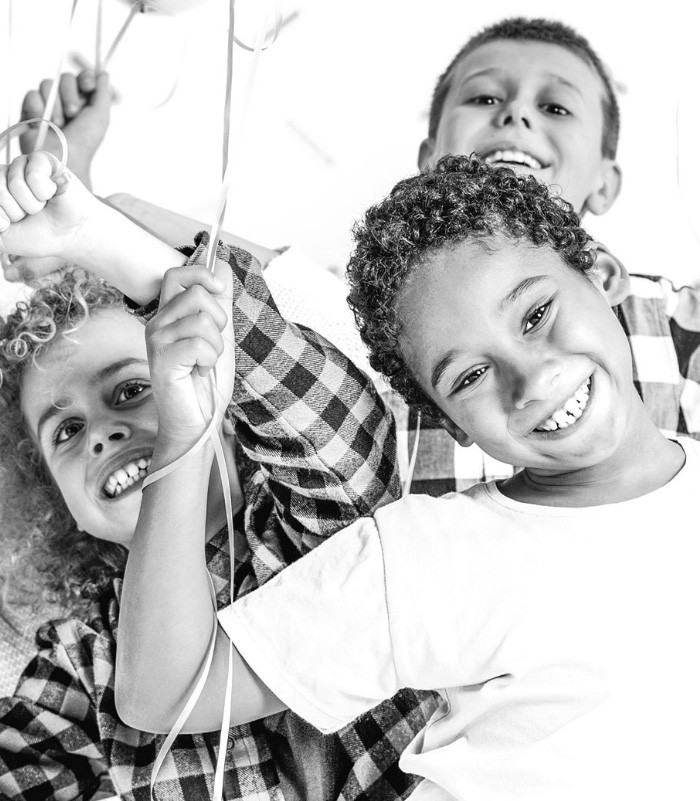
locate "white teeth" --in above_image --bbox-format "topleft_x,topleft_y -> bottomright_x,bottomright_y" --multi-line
534,378 -> 591,433
484,149 -> 543,169
103,457 -> 152,498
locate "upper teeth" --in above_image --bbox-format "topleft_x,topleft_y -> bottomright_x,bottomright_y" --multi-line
484,149 -> 543,169
535,379 -> 591,432
104,457 -> 151,498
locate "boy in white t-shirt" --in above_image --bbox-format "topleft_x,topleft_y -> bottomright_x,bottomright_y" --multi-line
5,152 -> 696,797
110,154 -> 699,799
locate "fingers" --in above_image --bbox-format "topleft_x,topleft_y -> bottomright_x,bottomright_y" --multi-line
159,264 -> 227,311
59,73 -> 83,119
147,314 -> 225,380
88,71 -> 112,112
77,69 -> 97,95
39,79 -> 65,127
20,89 -> 44,122
0,153 -> 63,228
147,266 -> 230,380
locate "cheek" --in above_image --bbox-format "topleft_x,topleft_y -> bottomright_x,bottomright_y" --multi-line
439,110 -> 479,148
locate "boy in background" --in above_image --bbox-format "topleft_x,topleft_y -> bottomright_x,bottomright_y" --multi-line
404,17 -> 700,494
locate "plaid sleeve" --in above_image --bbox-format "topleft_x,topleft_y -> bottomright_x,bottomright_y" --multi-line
0,624 -> 110,801
620,274 -> 700,438
183,234 -> 400,543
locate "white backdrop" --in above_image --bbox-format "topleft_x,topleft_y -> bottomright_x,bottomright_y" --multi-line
2,0 -> 700,311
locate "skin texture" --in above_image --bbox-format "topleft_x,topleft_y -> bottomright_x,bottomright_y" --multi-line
21,310 -> 154,545
418,40 -> 621,215
397,238 -> 683,506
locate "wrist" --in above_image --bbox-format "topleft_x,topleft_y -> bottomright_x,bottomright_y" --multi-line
150,426 -> 216,474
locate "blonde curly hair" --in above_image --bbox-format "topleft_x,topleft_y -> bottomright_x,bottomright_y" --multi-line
0,269 -> 130,616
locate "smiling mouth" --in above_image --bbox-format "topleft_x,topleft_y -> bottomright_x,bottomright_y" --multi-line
483,149 -> 546,170
103,457 -> 152,498
534,378 -> 592,433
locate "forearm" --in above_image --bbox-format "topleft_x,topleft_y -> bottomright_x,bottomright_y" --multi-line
116,440 -> 218,729
66,200 -> 186,303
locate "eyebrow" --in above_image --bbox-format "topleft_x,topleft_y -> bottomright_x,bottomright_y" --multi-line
458,68 -> 584,97
430,275 -> 549,391
545,74 -> 584,98
431,349 -> 460,392
499,275 -> 548,311
35,358 -> 149,442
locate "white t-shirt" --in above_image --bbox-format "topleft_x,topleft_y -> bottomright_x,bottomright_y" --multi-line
219,439 -> 700,801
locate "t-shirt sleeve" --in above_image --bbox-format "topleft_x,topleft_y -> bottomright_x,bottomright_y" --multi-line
217,517 -> 399,734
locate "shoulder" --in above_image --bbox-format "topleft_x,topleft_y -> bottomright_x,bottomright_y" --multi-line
373,486 -> 502,559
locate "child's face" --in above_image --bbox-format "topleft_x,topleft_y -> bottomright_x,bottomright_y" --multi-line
420,40 -> 620,215
397,238 -> 635,473
21,308 -> 156,545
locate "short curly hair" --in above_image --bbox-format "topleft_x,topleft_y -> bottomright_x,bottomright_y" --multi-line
347,155 -> 594,421
428,17 -> 620,160
0,269 -> 129,616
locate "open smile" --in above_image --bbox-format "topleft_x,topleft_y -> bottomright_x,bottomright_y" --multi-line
533,376 -> 592,434
102,456 -> 152,499
482,148 -> 548,170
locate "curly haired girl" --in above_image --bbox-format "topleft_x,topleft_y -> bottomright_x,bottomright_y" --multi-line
0,270 -> 127,614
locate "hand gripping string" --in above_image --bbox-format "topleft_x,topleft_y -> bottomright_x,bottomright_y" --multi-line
148,3 -> 276,797
0,119 -> 69,274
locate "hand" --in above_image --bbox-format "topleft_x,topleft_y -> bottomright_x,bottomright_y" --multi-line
20,71 -> 112,190
146,263 -> 235,451
0,151 -> 99,273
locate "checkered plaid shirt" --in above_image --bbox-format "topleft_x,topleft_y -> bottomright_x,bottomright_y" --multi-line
0,236 -> 436,801
402,273 -> 700,495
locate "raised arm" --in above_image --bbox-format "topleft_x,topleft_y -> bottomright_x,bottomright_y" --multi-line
116,240 -> 402,733
0,150 -> 186,300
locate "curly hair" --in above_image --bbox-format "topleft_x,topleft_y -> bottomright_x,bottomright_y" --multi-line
428,17 -> 620,160
347,155 -> 594,421
0,269 -> 129,617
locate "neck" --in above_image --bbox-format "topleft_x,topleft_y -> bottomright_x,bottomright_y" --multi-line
501,397 -> 685,507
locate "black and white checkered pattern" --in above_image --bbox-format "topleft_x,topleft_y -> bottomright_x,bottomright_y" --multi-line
0,238 -> 436,801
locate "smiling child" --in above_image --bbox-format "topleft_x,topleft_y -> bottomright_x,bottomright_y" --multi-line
0,153 -> 433,801
113,155 -> 699,800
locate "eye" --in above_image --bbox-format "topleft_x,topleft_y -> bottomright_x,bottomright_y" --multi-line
467,94 -> 501,106
541,102 -> 570,117
524,300 -> 553,333
53,418 -> 84,446
115,380 -> 150,405
455,366 -> 488,393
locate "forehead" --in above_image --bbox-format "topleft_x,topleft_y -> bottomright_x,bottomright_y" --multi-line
397,239 -> 580,373
20,308 -> 147,428
447,39 -> 606,102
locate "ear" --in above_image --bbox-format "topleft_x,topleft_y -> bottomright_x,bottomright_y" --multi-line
440,413 -> 475,448
588,241 -> 630,306
418,137 -> 436,172
582,159 -> 622,216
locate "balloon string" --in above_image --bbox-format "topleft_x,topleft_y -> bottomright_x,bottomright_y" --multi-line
34,0 -> 80,152
95,0 -> 104,74
103,1 -> 141,70
0,118 -> 68,172
148,3 -> 277,797
149,573 -> 220,801
5,0 -> 12,165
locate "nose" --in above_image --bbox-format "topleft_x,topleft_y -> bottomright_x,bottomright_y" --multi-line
512,357 -> 561,410
495,99 -> 532,130
90,422 -> 132,455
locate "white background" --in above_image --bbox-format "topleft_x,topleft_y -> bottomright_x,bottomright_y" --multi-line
2,0 -> 700,310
